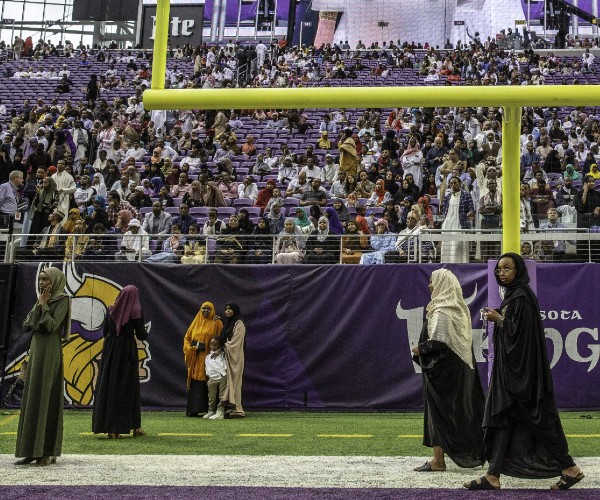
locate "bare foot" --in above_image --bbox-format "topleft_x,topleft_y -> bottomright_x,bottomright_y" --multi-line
485,474 -> 501,488
563,466 -> 582,478
430,460 -> 446,471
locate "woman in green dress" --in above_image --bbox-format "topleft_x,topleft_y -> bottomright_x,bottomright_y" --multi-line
15,267 -> 71,466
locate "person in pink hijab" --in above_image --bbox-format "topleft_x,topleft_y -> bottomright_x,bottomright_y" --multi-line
92,285 -> 147,439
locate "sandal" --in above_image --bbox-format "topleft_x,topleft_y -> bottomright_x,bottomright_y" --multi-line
414,461 -> 446,472
464,476 -> 500,490
36,456 -> 56,466
14,457 -> 36,465
108,433 -> 121,439
133,428 -> 146,437
550,472 -> 584,490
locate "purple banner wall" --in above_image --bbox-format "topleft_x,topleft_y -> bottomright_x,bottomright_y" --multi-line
2,263 -> 599,410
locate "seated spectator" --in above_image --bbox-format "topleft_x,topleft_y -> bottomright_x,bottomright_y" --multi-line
251,154 -> 272,179
171,203 -> 195,234
286,172 -> 310,200
359,219 -> 396,264
300,179 -> 327,207
84,223 -> 116,261
31,209 -> 66,260
330,171 -> 347,199
146,223 -> 186,263
274,218 -> 306,264
332,198 -> 351,229
341,219 -> 370,264
316,132 -> 332,150
215,215 -> 244,264
564,164 -> 582,181
245,217 -> 272,264
182,180 -> 204,208
64,219 -> 89,261
129,186 -> 153,209
366,179 -> 393,207
238,175 -> 259,202
171,172 -> 192,198
142,201 -> 173,237
241,136 -> 257,157
266,203 -> 285,234
293,207 -> 315,235
62,208 -> 83,235
115,218 -> 151,261
384,213 -> 432,263
180,224 -> 206,264
217,171 -> 239,201
203,208 -> 225,235
304,217 -> 339,264
255,179 -> 277,209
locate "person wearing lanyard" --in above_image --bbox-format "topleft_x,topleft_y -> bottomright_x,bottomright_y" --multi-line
0,170 -> 24,234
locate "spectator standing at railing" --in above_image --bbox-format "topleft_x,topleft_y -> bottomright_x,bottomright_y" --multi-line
51,160 -> 75,223
555,176 -> 579,223
338,128 -> 359,178
440,177 -> 475,264
575,175 -> 600,230
0,170 -> 24,234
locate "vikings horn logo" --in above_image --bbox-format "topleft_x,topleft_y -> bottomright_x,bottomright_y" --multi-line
4,262 -> 152,405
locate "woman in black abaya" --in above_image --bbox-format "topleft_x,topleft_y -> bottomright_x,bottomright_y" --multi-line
412,269 -> 485,472
465,253 -> 584,490
92,285 -> 147,439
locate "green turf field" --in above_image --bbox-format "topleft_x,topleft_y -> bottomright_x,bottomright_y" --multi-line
1,410 -> 598,456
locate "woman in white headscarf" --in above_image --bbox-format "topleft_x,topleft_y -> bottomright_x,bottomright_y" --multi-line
92,173 -> 107,198
304,216 -> 339,264
274,218 -> 306,264
412,269 -> 485,472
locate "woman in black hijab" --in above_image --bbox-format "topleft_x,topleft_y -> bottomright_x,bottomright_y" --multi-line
246,217 -> 272,264
465,253 -> 584,490
220,303 -> 246,419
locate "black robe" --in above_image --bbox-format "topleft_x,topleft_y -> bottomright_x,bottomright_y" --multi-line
484,282 -> 575,478
304,231 -> 339,264
416,319 -> 485,468
92,315 -> 146,434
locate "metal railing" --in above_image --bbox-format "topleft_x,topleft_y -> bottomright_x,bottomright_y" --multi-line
5,229 -> 600,264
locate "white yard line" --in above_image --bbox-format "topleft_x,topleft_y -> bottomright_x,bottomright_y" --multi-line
2,455 -> 599,489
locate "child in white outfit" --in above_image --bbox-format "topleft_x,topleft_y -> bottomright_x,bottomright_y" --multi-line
204,336 -> 228,419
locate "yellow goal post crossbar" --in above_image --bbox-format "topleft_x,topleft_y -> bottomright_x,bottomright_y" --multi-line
145,0 -> 600,254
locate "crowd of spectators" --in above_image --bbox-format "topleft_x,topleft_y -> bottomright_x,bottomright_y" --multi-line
1,34 -> 600,263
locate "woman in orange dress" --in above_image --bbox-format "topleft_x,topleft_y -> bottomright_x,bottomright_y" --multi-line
183,301 -> 223,416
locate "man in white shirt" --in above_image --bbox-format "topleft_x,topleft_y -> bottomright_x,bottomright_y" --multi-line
51,159 -> 76,222
116,219 -> 151,261
73,175 -> 96,212
237,176 -> 259,201
124,141 -> 146,162
157,139 -> 178,161
286,171 -> 310,199
322,154 -> 340,185
256,42 -> 268,68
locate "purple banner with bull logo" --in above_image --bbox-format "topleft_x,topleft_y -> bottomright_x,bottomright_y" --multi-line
2,262 -> 599,410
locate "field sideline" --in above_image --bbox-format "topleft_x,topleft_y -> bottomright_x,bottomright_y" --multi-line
2,411 -> 599,496
1,410 -> 599,456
